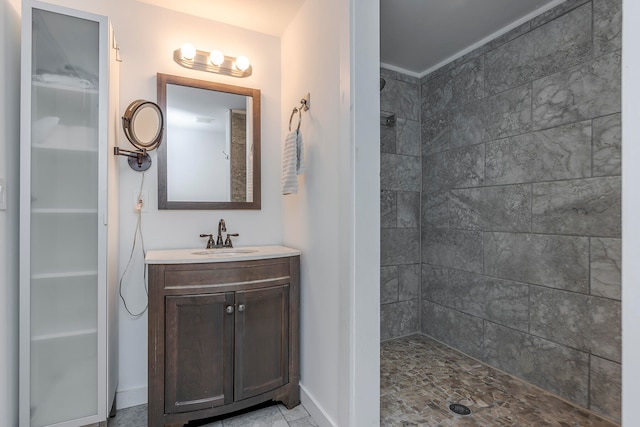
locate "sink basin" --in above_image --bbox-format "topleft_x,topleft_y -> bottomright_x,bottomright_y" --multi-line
191,249 -> 258,256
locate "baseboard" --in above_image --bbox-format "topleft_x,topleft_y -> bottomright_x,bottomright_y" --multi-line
115,385 -> 147,410
300,384 -> 338,427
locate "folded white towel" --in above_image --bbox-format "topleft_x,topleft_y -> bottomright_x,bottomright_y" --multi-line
282,130 -> 305,195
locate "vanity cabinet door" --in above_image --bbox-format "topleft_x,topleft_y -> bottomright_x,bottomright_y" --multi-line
165,292 -> 235,413
234,284 -> 290,401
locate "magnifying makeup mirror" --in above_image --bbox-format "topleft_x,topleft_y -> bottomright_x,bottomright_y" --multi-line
115,99 -> 164,171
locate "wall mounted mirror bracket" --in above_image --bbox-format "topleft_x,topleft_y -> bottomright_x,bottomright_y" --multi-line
115,99 -> 164,172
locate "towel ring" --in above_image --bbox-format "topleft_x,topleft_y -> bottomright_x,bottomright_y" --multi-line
289,107 -> 302,132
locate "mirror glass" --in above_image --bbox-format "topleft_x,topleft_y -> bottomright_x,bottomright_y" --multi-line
157,73 -> 261,210
133,106 -> 162,145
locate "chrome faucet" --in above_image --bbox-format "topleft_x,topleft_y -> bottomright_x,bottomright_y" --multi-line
200,218 -> 239,249
216,219 -> 226,246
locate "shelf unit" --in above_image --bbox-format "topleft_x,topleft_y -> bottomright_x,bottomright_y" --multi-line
19,1 -> 119,426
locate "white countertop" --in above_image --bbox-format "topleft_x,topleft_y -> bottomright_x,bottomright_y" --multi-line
145,245 -> 301,264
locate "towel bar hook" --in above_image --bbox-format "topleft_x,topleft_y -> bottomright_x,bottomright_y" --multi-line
289,107 -> 302,132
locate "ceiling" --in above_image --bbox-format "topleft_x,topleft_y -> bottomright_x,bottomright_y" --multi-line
380,0 -> 566,76
136,0 -> 306,36
138,0 -> 566,76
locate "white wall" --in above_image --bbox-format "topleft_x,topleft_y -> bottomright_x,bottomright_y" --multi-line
21,0 -> 282,408
281,0 -> 380,425
0,0 -> 21,425
622,0 -> 640,423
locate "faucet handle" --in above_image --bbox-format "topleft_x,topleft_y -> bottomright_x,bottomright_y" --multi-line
224,233 -> 239,248
199,233 -> 215,249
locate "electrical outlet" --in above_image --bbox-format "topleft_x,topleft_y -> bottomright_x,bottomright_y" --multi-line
132,190 -> 149,213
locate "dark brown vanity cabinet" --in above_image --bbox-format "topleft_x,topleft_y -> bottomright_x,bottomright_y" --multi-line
148,256 -> 300,427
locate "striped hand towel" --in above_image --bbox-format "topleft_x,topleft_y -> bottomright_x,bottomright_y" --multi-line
282,130 -> 305,195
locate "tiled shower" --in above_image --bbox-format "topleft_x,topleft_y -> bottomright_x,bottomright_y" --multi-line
380,0 -> 621,423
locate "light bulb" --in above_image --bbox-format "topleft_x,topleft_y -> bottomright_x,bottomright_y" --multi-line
235,56 -> 250,72
209,50 -> 224,66
181,43 -> 196,60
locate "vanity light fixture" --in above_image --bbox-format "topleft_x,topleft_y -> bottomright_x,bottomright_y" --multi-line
174,44 -> 252,78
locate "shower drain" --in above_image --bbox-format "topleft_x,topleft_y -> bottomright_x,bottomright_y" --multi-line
448,403 -> 471,416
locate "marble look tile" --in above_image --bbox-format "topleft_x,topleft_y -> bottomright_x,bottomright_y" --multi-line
422,269 -> 529,331
452,85 -> 532,146
223,404 -> 288,427
421,191 -> 449,229
380,190 -> 396,228
381,335 -> 616,427
398,264 -> 420,301
278,404 -> 310,422
590,356 -> 621,423
483,322 -> 590,407
486,4 -> 592,94
593,113 -> 621,177
421,264 -> 448,300
380,266 -> 398,304
485,121 -> 592,185
484,232 -> 589,292
421,73 -> 452,119
532,177 -> 621,237
380,153 -> 421,192
451,57 -> 485,105
449,184 -> 531,232
590,237 -> 621,300
381,228 -> 420,266
396,118 -> 420,156
424,144 -> 485,193
529,286 -> 621,363
422,229 -> 483,273
381,300 -> 419,340
484,22 -> 532,52
381,78 -> 420,121
421,300 -> 484,359
380,67 -> 398,80
108,404 -> 147,427
532,52 -> 621,129
397,192 -> 420,228
530,0 -> 590,29
421,111 -> 450,155
594,0 -> 622,57
380,123 -> 396,154
287,417 -> 318,427
422,47 -> 485,86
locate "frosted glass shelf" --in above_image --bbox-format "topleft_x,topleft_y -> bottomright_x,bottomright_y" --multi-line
32,142 -> 98,153
32,328 -> 97,342
32,208 -> 98,214
33,80 -> 99,95
32,270 -> 98,280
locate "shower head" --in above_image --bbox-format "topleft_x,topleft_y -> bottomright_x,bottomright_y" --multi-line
380,77 -> 386,91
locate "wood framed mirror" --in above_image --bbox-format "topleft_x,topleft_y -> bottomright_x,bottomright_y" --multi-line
157,73 -> 261,210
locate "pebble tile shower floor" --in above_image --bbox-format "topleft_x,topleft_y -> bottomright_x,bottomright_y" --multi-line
381,335 -> 618,426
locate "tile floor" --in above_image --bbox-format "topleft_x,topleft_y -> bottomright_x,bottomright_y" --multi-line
381,334 -> 619,426
110,334 -> 619,426
108,402 -> 317,427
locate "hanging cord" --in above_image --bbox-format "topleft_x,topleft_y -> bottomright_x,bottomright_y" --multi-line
119,172 -> 148,318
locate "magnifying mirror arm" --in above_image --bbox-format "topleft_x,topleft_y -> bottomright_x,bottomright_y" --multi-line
114,146 -> 148,166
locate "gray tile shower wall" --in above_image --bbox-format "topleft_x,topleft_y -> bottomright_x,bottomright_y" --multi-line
417,0 -> 622,423
380,69 -> 421,341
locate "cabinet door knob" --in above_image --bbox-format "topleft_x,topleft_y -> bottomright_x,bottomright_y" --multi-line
238,304 -> 246,312
226,305 -> 234,314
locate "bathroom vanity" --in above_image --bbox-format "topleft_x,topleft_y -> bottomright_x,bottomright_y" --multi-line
145,246 -> 300,427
